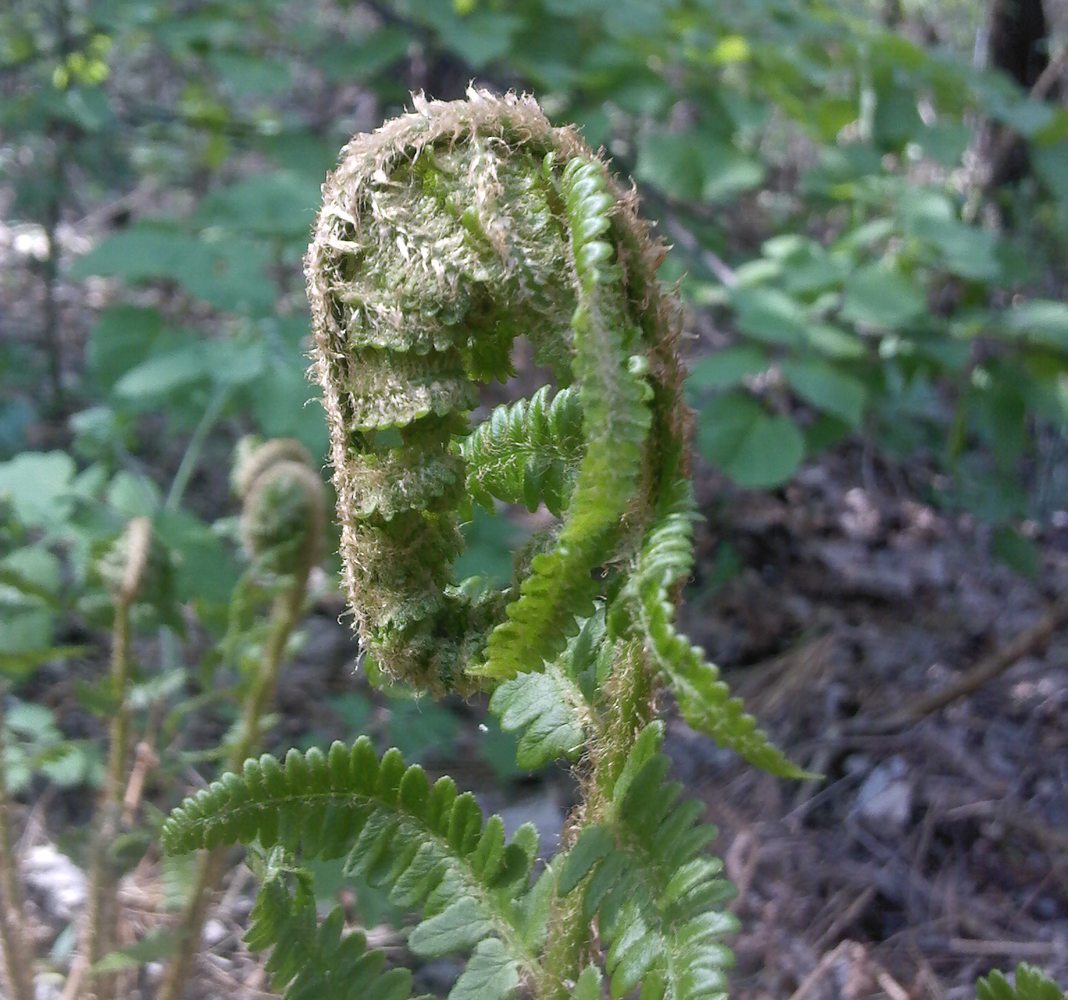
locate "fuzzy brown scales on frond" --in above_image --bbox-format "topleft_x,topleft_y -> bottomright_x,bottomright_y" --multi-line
306,88 -> 686,693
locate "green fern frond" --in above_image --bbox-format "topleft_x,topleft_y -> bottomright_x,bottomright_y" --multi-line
488,611 -> 603,767
557,723 -> 737,1000
246,863 -> 427,1000
631,476 -> 809,779
460,385 -> 585,518
977,965 -> 1065,1000
162,739 -> 547,996
478,159 -> 653,681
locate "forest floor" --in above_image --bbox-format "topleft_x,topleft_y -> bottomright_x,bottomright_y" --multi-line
680,452 -> 1068,1000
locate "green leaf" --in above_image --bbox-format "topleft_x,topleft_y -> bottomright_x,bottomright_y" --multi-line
636,130 -> 762,204
1003,300 -> 1068,350
558,824 -> 614,894
0,452 -> 75,527
415,6 -> 521,68
976,963 -> 1064,1000
780,358 -> 867,426
572,966 -> 604,1000
113,345 -> 210,402
320,28 -> 411,81
687,347 -> 768,392
557,724 -> 739,999
803,322 -> 865,360
207,50 -> 294,97
71,225 -> 274,313
629,479 -> 810,778
489,667 -> 587,768
408,897 -> 494,957
990,526 -> 1040,580
841,264 -> 926,329
197,171 -> 320,238
697,393 -> 805,488
909,217 -> 1001,282
449,937 -> 520,1000
91,928 -> 180,973
731,288 -> 809,346
163,740 -> 541,994
1,545 -> 62,601
86,306 -> 166,389
461,386 -> 585,518
245,867 -> 423,1000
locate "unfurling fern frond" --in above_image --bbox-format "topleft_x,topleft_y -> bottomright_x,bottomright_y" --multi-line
162,739 -> 549,998
976,965 -> 1065,1000
557,723 -> 737,999
161,90 -> 817,1000
234,437 -> 326,582
246,862 -> 427,1000
307,88 -> 677,692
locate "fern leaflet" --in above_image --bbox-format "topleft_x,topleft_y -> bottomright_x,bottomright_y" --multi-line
162,739 -> 550,997
976,965 -> 1065,1000
557,723 -> 738,999
630,474 -> 810,778
461,385 -> 584,518
488,611 -> 604,768
477,159 -> 653,680
245,860 -> 427,1000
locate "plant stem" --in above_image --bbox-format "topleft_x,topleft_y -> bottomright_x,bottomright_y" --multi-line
164,383 -> 231,514
157,582 -> 305,1000
534,639 -> 653,1000
82,596 -> 134,1000
0,697 -> 35,1000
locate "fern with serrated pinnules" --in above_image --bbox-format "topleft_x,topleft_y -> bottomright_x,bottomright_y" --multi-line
163,89 -> 814,1000
558,723 -> 738,999
461,385 -> 584,518
246,861 -> 429,1000
976,965 -> 1065,1000
163,739 -> 556,997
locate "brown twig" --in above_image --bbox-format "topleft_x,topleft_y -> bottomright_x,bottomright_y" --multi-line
855,596 -> 1068,732
946,937 -> 1060,958
899,596 -> 1068,724
786,941 -> 850,1000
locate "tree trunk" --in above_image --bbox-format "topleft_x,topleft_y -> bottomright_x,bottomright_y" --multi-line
986,0 -> 1056,186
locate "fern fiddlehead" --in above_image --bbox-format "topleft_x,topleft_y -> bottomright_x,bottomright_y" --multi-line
165,89 -> 809,1000
306,89 -> 675,693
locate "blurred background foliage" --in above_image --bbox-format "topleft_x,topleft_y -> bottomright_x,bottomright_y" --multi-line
0,0 -> 1067,987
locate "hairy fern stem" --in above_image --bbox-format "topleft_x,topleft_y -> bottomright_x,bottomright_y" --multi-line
83,583 -> 132,1000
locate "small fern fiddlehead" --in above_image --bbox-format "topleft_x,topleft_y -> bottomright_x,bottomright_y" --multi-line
234,436 -> 326,581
